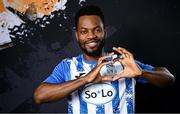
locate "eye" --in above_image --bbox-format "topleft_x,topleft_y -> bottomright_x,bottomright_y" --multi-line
79,29 -> 87,35
95,28 -> 102,33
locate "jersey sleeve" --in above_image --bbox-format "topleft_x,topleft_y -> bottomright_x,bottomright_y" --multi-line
135,60 -> 154,83
43,59 -> 70,83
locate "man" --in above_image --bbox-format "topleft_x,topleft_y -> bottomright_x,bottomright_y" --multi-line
34,5 -> 175,114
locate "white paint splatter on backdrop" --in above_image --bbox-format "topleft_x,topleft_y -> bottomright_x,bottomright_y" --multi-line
0,0 -> 86,48
79,0 -> 86,6
0,10 -> 23,45
0,0 -> 68,46
53,0 -> 68,11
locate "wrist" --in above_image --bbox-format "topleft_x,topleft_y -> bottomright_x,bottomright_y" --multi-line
139,69 -> 148,78
80,75 -> 90,84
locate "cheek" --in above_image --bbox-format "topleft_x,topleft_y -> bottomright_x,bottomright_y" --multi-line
97,32 -> 105,37
78,35 -> 87,42
77,37 -> 86,46
97,34 -> 105,40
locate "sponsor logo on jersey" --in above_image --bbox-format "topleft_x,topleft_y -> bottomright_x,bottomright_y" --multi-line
81,83 -> 117,105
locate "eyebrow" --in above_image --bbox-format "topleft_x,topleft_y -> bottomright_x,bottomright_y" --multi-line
78,26 -> 101,30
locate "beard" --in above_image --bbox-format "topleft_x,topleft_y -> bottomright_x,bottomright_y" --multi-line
78,37 -> 105,57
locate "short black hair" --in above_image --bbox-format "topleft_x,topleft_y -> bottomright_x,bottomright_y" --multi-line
75,5 -> 105,30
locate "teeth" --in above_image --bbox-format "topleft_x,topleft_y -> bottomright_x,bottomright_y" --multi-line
87,42 -> 97,47
89,42 -> 96,45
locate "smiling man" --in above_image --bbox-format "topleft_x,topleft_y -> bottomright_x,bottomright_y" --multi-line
34,5 -> 175,114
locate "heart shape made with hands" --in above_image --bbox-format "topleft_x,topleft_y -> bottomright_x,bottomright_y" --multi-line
100,60 -> 124,76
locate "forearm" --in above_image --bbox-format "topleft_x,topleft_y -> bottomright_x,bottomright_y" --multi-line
139,67 -> 175,87
34,77 -> 87,104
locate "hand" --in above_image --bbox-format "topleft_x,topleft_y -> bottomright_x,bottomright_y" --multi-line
83,52 -> 116,83
111,47 -> 143,81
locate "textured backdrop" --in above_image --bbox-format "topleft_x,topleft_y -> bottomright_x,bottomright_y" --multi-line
0,0 -> 179,113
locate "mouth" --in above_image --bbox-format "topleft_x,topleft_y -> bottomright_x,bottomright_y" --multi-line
85,40 -> 99,49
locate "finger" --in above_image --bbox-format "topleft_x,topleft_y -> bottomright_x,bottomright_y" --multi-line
117,47 -> 133,58
99,61 -> 113,68
112,75 -> 123,81
99,52 -> 114,61
94,61 -> 113,77
113,47 -> 127,58
112,57 -> 123,64
101,76 -> 114,81
97,52 -> 114,65
112,71 -> 133,81
116,47 -> 130,58
113,47 -> 133,59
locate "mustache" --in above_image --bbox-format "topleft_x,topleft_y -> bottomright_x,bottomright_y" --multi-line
85,39 -> 100,44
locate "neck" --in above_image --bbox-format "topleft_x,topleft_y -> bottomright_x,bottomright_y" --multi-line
83,53 -> 102,61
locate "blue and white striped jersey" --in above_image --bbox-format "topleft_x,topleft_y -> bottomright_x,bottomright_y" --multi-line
44,53 -> 153,114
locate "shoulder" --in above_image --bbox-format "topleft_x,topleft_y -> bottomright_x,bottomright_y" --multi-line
135,60 -> 154,71
56,55 -> 82,67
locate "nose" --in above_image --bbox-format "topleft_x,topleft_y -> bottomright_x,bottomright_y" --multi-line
88,31 -> 96,39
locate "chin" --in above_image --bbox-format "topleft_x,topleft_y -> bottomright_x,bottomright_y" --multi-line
85,49 -> 102,57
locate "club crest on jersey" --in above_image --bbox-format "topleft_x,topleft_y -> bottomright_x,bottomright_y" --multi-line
80,83 -> 117,105
100,61 -> 124,76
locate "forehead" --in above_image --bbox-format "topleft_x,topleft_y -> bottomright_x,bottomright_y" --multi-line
77,15 -> 104,29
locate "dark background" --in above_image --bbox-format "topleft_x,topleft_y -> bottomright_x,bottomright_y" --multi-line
0,0 -> 179,113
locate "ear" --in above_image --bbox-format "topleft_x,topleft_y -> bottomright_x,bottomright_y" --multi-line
75,30 -> 79,41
